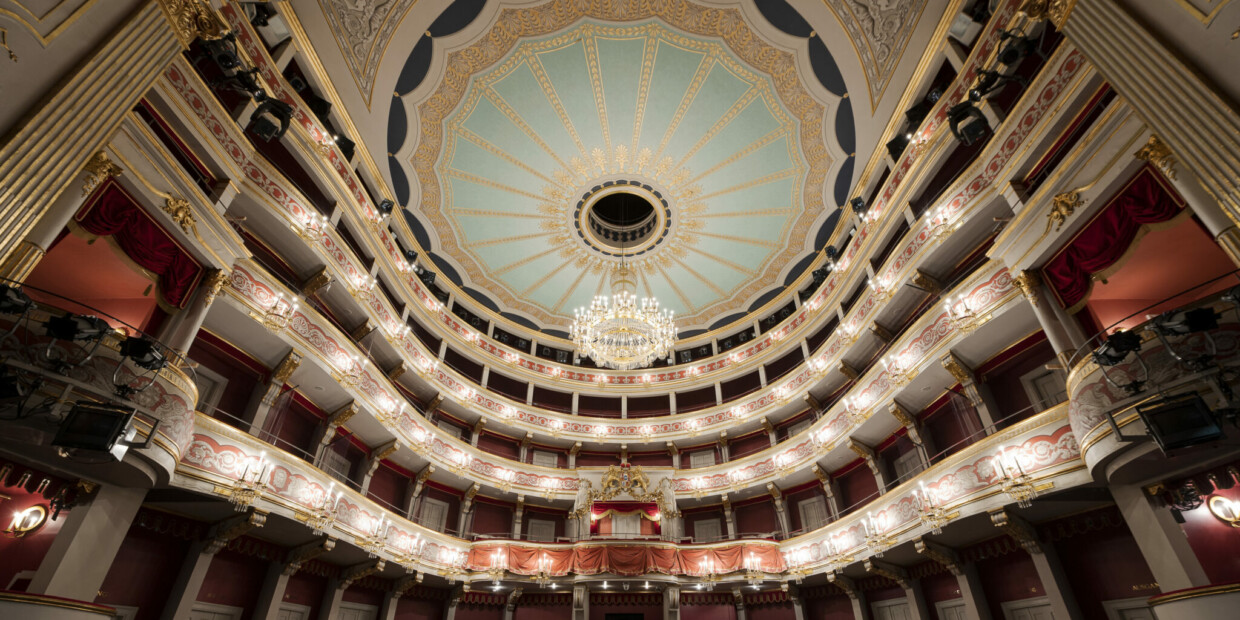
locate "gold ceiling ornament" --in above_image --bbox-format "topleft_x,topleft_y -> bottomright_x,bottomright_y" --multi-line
155,0 -> 229,49
1134,135 -> 1178,181
82,151 -> 123,196
1018,0 -> 1079,29
1047,190 -> 1084,231
572,262 -> 677,370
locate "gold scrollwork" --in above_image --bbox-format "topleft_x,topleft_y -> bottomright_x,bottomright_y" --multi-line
163,197 -> 197,235
155,0 -> 228,49
1018,0 -> 1078,29
1048,190 -> 1083,231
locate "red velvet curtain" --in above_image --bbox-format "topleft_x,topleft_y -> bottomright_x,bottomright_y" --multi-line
1042,167 -> 1185,311
468,542 -> 784,577
73,181 -> 203,308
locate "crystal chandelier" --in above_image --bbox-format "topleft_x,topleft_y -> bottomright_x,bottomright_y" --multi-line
572,264 -> 676,370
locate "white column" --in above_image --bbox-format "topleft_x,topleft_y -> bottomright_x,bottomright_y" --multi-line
1029,546 -> 1084,620
252,563 -> 291,620
27,484 -> 147,601
1111,483 -> 1209,591
160,540 -> 216,620
955,564 -> 992,620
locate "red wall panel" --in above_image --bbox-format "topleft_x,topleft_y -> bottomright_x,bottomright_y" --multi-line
588,601 -> 662,619
454,606 -> 504,620
95,523 -> 189,619
748,603 -> 796,620
980,337 -> 1054,424
478,433 -> 520,460
1052,524 -> 1159,619
343,586 -> 384,607
804,595 -> 853,620
395,597 -> 445,620
187,334 -> 265,422
515,603 -> 571,620
283,570 -> 327,617
577,452 -> 620,467
368,464 -> 407,509
837,465 -> 880,513
920,570 -> 963,620
472,501 -> 514,537
868,585 -> 905,602
734,501 -> 779,537
681,602 -> 737,620
196,548 -> 266,613
629,452 -> 673,467
730,433 -> 770,459
976,551 -> 1044,620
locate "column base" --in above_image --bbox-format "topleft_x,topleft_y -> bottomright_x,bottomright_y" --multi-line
0,240 -> 46,282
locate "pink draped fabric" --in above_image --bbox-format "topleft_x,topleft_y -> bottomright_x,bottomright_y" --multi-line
73,181 -> 203,308
1043,167 -> 1186,311
467,542 -> 785,577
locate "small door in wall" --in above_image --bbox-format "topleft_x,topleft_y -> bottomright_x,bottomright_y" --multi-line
277,603 -> 312,620
338,602 -> 379,620
872,598 -> 912,620
1002,597 -> 1055,620
188,603 -> 244,620
935,599 -> 968,620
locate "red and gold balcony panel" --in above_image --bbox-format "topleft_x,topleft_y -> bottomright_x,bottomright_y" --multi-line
179,414 -> 470,573
223,262 -> 580,496
159,61 -> 377,297
1068,319 -> 1240,470
220,5 -> 383,225
0,318 -> 197,463
465,540 -> 785,578
671,266 -> 1020,495
783,405 -> 1085,569
836,0 -> 1025,275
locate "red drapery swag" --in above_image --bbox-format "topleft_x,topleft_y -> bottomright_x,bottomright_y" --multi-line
1042,167 -> 1186,312
590,501 -> 661,535
468,542 -> 785,577
73,180 -> 203,308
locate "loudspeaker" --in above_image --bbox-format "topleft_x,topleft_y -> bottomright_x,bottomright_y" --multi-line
1138,393 -> 1223,453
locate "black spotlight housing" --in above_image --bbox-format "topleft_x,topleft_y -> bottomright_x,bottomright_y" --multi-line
886,133 -> 910,161
1093,330 -> 1143,366
1138,393 -> 1223,453
0,284 -> 33,315
44,315 -> 109,342
947,102 -> 990,146
204,33 -> 242,72
249,98 -> 294,142
849,197 -> 867,218
378,199 -> 395,215
335,136 -> 356,161
248,3 -> 277,27
120,337 -> 167,372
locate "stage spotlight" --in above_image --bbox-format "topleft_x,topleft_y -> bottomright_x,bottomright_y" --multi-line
850,197 -> 868,219
44,314 -> 109,342
996,30 -> 1037,66
947,102 -> 990,146
204,33 -> 242,72
249,97 -> 294,142
52,402 -> 136,453
0,284 -> 33,315
248,3 -> 277,27
335,135 -> 356,161
1152,308 -> 1220,369
1093,330 -> 1142,366
886,133 -> 910,160
119,337 -> 167,372
378,199 -> 395,215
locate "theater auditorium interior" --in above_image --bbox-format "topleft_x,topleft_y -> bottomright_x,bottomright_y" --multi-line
2,1 -> 1240,619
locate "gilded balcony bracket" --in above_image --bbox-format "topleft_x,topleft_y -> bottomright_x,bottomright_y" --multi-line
283,536 -> 335,576
848,439 -> 880,477
1017,0 -> 1078,29
911,270 -> 943,295
864,558 -> 909,588
989,508 -> 1043,554
205,509 -> 267,555
837,362 -> 860,382
827,572 -> 859,600
915,537 -> 964,576
341,560 -> 385,589
155,0 -> 230,48
301,268 -> 333,296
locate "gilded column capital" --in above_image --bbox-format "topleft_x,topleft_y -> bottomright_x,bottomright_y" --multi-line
82,151 -> 123,196
201,268 -> 230,306
1012,270 -> 1044,307
1018,0 -> 1078,29
1134,135 -> 1178,181
155,0 -> 229,49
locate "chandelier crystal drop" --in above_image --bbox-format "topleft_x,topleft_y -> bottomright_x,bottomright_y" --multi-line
572,264 -> 676,371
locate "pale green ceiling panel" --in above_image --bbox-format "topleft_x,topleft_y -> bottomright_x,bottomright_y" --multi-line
682,96 -> 788,175
534,43 -> 607,152
698,175 -> 797,215
444,177 -> 540,216
458,95 -> 561,177
636,41 -> 708,152
446,137 -> 546,196
490,63 -> 581,164
595,36 -> 646,149
659,64 -> 753,161
694,134 -> 796,192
